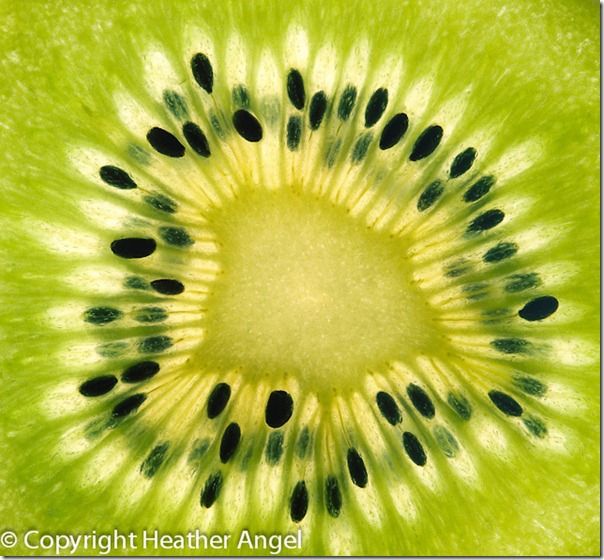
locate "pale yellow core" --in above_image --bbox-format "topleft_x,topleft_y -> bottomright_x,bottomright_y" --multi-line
198,188 -> 442,388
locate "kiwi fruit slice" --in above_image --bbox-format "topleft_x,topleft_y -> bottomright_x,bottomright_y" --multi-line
0,0 -> 598,556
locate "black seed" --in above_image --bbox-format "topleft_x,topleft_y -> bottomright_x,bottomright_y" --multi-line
144,193 -> 177,214
434,426 -> 459,458
97,341 -> 129,358
352,133 -> 372,163
159,226 -> 194,247
122,361 -> 160,383
146,127 -> 185,158
99,165 -> 136,189
450,147 -> 477,178
403,432 -> 427,466
523,416 -> 547,438
265,431 -> 284,465
346,448 -> 368,488
325,476 -> 342,517
406,384 -> 435,419
513,375 -> 547,397
207,382 -> 231,419
296,427 -> 311,458
163,90 -> 188,119
483,242 -> 518,263
364,88 -> 388,128
379,112 -> 409,150
287,115 -> 302,151
309,91 -> 327,130
467,209 -> 505,233
417,180 -> 444,211
409,125 -> 443,161
337,85 -> 357,121
232,109 -> 263,142
200,471 -> 223,508
232,84 -> 250,108
265,390 -> 294,428
189,439 -> 210,463
290,481 -> 308,522
219,422 -> 241,463
447,392 -> 472,420
150,279 -> 185,295
326,139 -> 341,168
141,442 -> 170,478
191,53 -> 213,94
519,296 -> 559,321
112,393 -> 146,418
488,390 -> 523,416
287,69 -> 306,110
491,338 -> 531,354
135,306 -> 167,323
84,306 -> 122,325
182,121 -> 211,157
463,175 -> 496,203
79,375 -> 117,397
505,272 -> 541,293
376,391 -> 402,425
138,336 -> 172,354
124,276 -> 148,290
111,238 -> 156,259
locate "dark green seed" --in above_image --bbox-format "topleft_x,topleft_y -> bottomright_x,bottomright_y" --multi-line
513,375 -> 547,397
309,91 -> 327,130
409,125 -> 443,161
97,341 -> 129,358
325,476 -> 342,517
210,112 -> 225,139
488,390 -> 523,416
265,431 -> 284,465
232,109 -> 263,142
523,416 -> 548,438
232,84 -> 250,108
182,122 -> 211,157
111,238 -> 156,259
207,382 -> 231,419
135,307 -> 168,323
406,384 -> 435,419
417,180 -> 444,211
376,391 -> 402,425
99,165 -> 136,189
463,175 -> 495,203
346,448 -> 368,488
337,85 -> 357,121
491,338 -> 531,354
144,193 -> 177,214
112,393 -> 146,418
287,68 -> 306,110
467,209 -> 505,233
287,115 -> 302,151
122,361 -> 160,383
450,147 -> 477,178
146,127 -> 185,158
141,442 -> 170,478
352,133 -> 372,163
219,422 -> 241,463
163,90 -> 188,119
296,427 -> 311,458
434,426 -> 459,458
138,336 -> 172,354
326,139 -> 341,168
150,279 -> 185,295
84,306 -> 122,325
402,432 -> 427,466
483,242 -> 518,263
364,88 -> 388,127
200,471 -> 223,508
504,272 -> 541,293
265,390 -> 293,428
290,481 -> 308,522
447,392 -> 472,420
518,296 -> 559,321
159,226 -> 194,247
188,439 -> 210,463
445,259 -> 471,278
128,144 -> 150,165
379,112 -> 409,150
79,375 -> 117,397
124,276 -> 149,290
191,53 -> 213,94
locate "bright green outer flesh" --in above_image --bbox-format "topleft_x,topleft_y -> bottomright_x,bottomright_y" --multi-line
0,0 -> 599,556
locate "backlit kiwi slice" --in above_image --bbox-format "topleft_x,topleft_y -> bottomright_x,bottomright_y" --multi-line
0,0 -> 598,555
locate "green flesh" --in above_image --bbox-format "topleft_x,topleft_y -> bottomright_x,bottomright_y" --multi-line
0,0 -> 599,556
